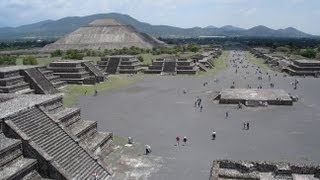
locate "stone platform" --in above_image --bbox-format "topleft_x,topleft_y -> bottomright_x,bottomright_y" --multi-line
216,89 -> 293,105
210,160 -> 320,180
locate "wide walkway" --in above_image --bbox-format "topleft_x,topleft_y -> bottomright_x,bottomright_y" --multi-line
79,51 -> 320,180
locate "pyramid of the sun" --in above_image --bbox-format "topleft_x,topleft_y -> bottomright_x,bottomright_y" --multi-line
43,19 -> 165,50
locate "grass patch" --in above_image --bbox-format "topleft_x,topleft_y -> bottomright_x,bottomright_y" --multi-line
198,50 -> 230,76
112,135 -> 129,146
62,74 -> 143,107
245,51 -> 271,71
16,56 -> 61,66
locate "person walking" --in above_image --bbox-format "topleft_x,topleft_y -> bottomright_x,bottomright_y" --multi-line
246,122 -> 250,130
183,136 -> 187,146
225,111 -> 229,119
200,105 -> 203,112
212,131 -> 216,140
176,136 -> 180,146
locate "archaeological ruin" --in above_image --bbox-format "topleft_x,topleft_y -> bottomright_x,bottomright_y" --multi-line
0,66 -> 65,95
210,160 -> 320,180
0,93 -> 113,179
144,57 -> 198,75
47,60 -> 105,84
214,89 -> 294,106
283,59 -> 320,77
98,55 -> 142,74
43,19 -> 166,50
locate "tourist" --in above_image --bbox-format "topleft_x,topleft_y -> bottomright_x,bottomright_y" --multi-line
85,90 -> 87,95
145,145 -> 151,155
243,122 -> 246,130
94,89 -> 98,96
246,122 -> 250,130
183,136 -> 188,146
212,131 -> 216,140
176,136 -> 180,146
225,111 -> 229,119
198,98 -> 202,107
183,89 -> 187,94
200,105 -> 203,112
128,137 -> 133,144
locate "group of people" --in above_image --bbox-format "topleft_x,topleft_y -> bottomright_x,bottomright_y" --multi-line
176,136 -> 188,146
243,122 -> 250,130
195,96 -> 203,112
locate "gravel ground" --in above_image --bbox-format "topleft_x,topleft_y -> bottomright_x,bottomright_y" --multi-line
78,51 -> 320,180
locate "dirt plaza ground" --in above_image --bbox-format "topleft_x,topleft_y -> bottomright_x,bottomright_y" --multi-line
78,51 -> 320,180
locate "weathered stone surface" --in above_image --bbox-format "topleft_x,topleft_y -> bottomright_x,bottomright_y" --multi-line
43,18 -> 165,50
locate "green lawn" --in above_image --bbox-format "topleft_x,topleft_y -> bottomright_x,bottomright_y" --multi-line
245,51 -> 271,71
198,50 -> 230,76
16,56 -> 61,66
62,74 -> 143,107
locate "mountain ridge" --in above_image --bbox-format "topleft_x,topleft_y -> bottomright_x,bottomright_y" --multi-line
0,13 -> 316,40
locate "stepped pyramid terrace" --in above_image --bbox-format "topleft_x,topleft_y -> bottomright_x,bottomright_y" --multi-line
43,19 -> 166,50
98,55 -> 142,74
283,59 -> 320,77
144,57 -> 198,75
46,60 -> 105,84
0,94 -> 113,179
0,66 -> 65,95
210,160 -> 320,180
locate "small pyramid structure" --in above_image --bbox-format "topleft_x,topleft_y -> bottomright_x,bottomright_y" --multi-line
43,19 -> 165,50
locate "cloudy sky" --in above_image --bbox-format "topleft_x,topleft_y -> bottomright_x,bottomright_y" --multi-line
0,0 -> 319,34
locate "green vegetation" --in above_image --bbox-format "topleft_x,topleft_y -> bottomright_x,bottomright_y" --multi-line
245,51 -> 271,71
50,49 -> 63,57
62,74 -> 143,107
64,49 -> 84,60
198,51 -> 229,76
0,55 -> 16,65
22,55 -> 38,65
300,48 -> 317,59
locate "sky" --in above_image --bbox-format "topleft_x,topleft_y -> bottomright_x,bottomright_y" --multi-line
0,0 -> 319,35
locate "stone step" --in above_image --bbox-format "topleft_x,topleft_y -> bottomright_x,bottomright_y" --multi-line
15,88 -> 34,94
21,170 -> 52,180
68,120 -> 97,141
80,131 -> 113,153
0,82 -> 30,93
52,107 -> 81,126
53,81 -> 67,89
0,158 -> 37,180
0,76 -> 25,86
0,133 -> 23,168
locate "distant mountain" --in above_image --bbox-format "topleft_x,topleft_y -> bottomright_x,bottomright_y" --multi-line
0,13 -> 316,40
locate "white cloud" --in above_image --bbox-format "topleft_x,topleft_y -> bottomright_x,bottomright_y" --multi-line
239,8 -> 257,16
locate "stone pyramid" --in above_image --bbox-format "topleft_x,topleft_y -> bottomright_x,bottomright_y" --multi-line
43,19 -> 165,50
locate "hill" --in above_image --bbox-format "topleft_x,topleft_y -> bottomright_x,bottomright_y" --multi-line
0,13 -> 316,40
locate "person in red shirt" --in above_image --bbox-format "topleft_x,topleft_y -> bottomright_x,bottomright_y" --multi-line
176,136 -> 180,146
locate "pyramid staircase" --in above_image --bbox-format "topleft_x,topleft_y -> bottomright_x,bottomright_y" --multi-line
0,133 -> 48,180
37,67 -> 67,89
0,68 -> 34,94
4,104 -> 110,179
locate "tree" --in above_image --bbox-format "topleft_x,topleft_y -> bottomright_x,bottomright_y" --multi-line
0,55 -> 16,65
301,49 -> 317,59
50,49 -> 63,57
64,49 -> 84,60
137,55 -> 144,63
23,56 -> 38,65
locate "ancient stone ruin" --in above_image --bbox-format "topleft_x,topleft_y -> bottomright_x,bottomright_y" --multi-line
283,59 -> 320,77
145,57 -> 198,75
43,19 -> 166,50
46,60 -> 105,84
0,94 -> 113,179
214,89 -> 294,106
210,160 -> 320,180
0,66 -> 65,95
98,55 -> 142,74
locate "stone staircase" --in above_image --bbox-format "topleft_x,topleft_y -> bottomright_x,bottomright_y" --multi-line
37,67 -> 67,89
82,62 -> 105,83
106,58 -> 121,74
162,60 -> 177,75
0,133 -> 45,180
0,68 -> 34,94
40,97 -> 114,159
22,68 -> 59,94
4,107 -> 111,179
